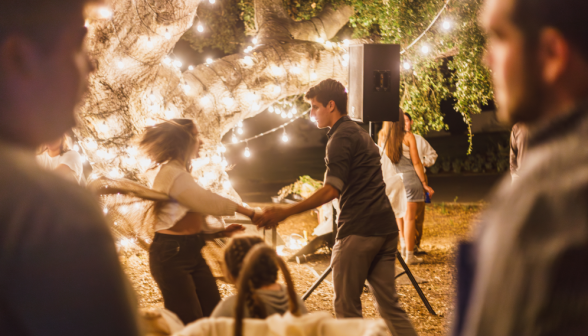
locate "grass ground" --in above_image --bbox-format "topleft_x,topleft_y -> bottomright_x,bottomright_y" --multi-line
120,202 -> 483,335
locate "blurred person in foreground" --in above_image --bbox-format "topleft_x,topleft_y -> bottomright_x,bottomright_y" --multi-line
256,79 -> 418,336
457,0 -> 588,335
403,113 -> 437,255
0,1 -> 140,335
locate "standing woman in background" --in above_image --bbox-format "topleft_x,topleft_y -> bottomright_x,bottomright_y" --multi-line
37,134 -> 86,185
378,108 -> 434,265
140,119 -> 256,324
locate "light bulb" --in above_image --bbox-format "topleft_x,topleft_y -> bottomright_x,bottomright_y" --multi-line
197,23 -> 204,32
147,38 -> 154,48
221,159 -> 228,168
442,20 -> 451,30
282,133 -> 289,142
73,144 -> 80,151
98,7 -> 113,19
206,58 -> 213,65
311,72 -> 318,80
273,86 -> 281,94
343,39 -> 350,46
117,61 -> 124,69
183,83 -> 191,93
243,56 -> 253,66
237,128 -> 243,135
209,0 -> 215,3
98,122 -> 109,133
188,65 -> 194,70
291,107 -> 297,115
237,121 -> 243,127
146,118 -> 156,126
222,180 -> 231,189
252,38 -> 258,45
244,147 -> 251,157
165,29 -> 171,40
165,109 -> 175,119
86,139 -> 97,150
173,59 -> 182,68
281,112 -> 287,118
343,54 -> 349,62
287,112 -> 292,118
200,96 -> 210,105
268,106 -> 274,113
316,37 -> 324,44
325,41 -> 332,48
232,135 -> 238,143
219,145 -> 227,153
85,20 -> 90,28
212,155 -> 221,164
290,66 -> 301,74
403,62 -> 411,70
421,44 -> 430,54
103,207 -> 108,214
163,56 -> 172,65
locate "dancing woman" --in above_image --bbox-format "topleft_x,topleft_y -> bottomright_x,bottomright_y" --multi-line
140,119 -> 255,324
378,109 -> 434,265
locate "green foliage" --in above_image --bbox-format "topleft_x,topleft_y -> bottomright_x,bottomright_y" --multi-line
186,0 -> 494,153
277,175 -> 324,200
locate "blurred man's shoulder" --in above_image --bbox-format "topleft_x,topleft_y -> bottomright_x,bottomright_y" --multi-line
0,146 -> 101,222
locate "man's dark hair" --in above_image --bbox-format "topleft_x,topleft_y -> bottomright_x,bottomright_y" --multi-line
404,113 -> 412,121
512,0 -> 588,60
0,0 -> 88,52
305,79 -> 348,115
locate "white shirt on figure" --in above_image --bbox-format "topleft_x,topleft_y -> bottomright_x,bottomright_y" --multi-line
37,150 -> 85,185
402,134 -> 438,172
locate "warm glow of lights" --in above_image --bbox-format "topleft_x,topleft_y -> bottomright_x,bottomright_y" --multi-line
98,7 -> 113,19
222,97 -> 234,107
221,159 -> 228,168
86,139 -> 98,150
287,112 -> 292,118
173,59 -> 182,68
188,65 -> 194,70
243,56 -> 253,66
163,57 -> 172,65
147,38 -> 154,48
290,66 -> 301,74
252,38 -> 258,45
244,147 -> 251,157
442,20 -> 451,30
165,109 -> 175,119
343,39 -> 350,46
73,144 -> 80,152
117,61 -> 124,69
212,155 -> 221,164
206,58 -> 213,65
165,29 -> 171,40
282,133 -> 289,142
197,23 -> 204,32
268,106 -> 274,113
310,72 -> 318,80
270,66 -> 283,76
281,112 -> 287,118
316,37 -> 325,44
222,180 -> 231,189
209,0 -> 216,3
310,116 -> 317,122
237,121 -> 243,127
325,41 -> 332,48
183,84 -> 191,93
219,145 -> 227,153
421,44 -> 430,54
273,85 -> 281,94
237,128 -> 244,135
146,118 -> 156,126
403,62 -> 411,70
103,207 -> 108,214
232,135 -> 238,143
200,96 -> 210,105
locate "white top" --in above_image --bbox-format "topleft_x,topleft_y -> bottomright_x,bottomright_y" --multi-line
402,134 -> 438,172
37,150 -> 85,185
380,147 -> 407,219
152,160 -> 238,232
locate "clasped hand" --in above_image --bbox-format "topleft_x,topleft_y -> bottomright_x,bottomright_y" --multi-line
251,207 -> 288,229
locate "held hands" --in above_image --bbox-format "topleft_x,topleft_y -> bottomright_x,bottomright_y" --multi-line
254,207 -> 288,229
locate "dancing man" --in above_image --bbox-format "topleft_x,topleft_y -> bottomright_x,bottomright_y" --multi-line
256,79 -> 418,336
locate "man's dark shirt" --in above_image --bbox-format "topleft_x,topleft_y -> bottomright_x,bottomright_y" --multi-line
324,115 -> 396,239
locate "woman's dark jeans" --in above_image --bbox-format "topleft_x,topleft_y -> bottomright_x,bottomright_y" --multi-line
149,232 -> 221,324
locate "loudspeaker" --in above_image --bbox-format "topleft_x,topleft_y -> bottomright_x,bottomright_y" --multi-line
347,44 -> 400,123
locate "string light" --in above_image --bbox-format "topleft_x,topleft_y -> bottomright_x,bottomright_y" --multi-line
209,0 -> 216,3
165,109 -> 175,119
421,44 -> 430,54
243,56 -> 253,66
243,145 -> 251,158
316,37 -> 325,44
173,59 -> 182,68
206,58 -> 213,65
163,56 -> 172,65
103,207 -> 108,214
212,155 -> 221,164
273,85 -> 281,94
403,62 -> 411,70
73,144 -> 80,152
98,6 -> 113,19
147,38 -> 154,48
252,38 -> 258,45
188,65 -> 194,70
268,106 -> 274,113
281,111 -> 287,118
311,71 -> 318,80
197,23 -> 204,32
165,29 -> 171,40
442,20 -> 452,30
222,180 -> 231,189
325,41 -> 333,48
290,66 -> 301,74
237,128 -> 244,135
117,61 -> 124,69
237,121 -> 243,127
200,95 -> 210,105
232,134 -> 238,143
281,127 -> 289,142
343,39 -> 350,46
221,158 -> 228,168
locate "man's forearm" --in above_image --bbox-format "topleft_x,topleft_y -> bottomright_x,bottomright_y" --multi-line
284,185 -> 339,217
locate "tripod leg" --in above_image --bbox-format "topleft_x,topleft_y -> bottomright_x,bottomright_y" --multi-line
397,252 -> 437,315
302,266 -> 332,301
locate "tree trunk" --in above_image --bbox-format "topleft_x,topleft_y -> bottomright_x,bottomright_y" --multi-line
77,0 -> 352,201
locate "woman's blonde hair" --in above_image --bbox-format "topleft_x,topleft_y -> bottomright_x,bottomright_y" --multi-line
139,119 -> 196,172
378,108 -> 406,164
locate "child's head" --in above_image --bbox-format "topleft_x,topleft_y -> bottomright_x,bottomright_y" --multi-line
223,235 -> 278,288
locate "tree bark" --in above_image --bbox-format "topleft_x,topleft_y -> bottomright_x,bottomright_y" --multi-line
77,0 -> 353,200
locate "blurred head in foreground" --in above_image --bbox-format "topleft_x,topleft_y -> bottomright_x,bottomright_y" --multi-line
481,0 -> 588,125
